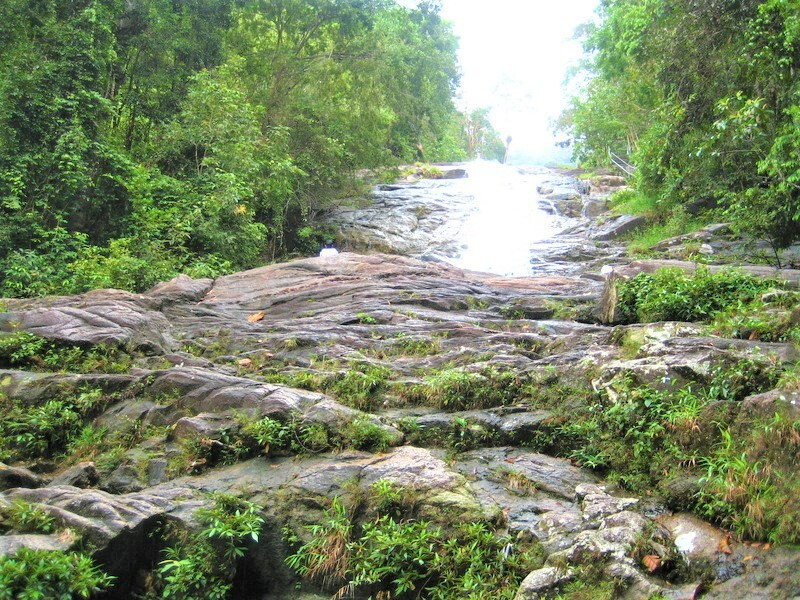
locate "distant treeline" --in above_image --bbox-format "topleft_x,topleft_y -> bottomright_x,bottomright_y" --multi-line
0,0 -> 504,296
560,0 -> 800,252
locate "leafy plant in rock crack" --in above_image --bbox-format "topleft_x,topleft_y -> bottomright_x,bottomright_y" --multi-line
0,500 -> 56,534
286,492 -> 545,600
148,493 -> 264,599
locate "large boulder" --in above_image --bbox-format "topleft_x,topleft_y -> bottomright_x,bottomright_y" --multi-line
0,464 -> 44,491
590,214 -> 647,241
0,290 -> 173,352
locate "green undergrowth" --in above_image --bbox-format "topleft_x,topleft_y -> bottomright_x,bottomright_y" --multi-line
284,481 -> 545,600
708,292 -> 800,345
398,416 -> 501,454
398,367 -> 524,411
143,493 -> 264,599
558,360 -> 776,480
624,213 -> 707,256
0,386 -> 115,463
264,362 -> 393,412
609,190 -> 708,255
616,267 -> 777,324
528,357 -> 800,542
0,548 -> 114,599
0,500 -> 57,535
239,415 -> 395,456
167,415 -> 396,477
696,412 -> 800,544
372,334 -> 443,358
0,331 -> 133,373
609,188 -> 660,217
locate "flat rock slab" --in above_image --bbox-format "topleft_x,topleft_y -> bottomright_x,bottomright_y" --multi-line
203,253 -> 593,313
0,534 -> 72,557
0,290 -> 173,352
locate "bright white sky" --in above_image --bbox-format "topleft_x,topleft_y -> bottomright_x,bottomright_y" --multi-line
399,0 -> 599,165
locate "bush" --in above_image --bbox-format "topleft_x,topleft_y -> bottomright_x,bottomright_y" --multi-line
286,495 -> 544,600
403,367 -> 522,411
0,500 -> 56,534
0,332 -> 132,373
0,387 -> 108,462
0,548 -> 113,599
616,267 -> 774,323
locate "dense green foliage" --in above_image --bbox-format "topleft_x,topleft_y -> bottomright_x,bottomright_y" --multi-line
286,489 -> 544,599
528,358 -> 800,542
562,0 -> 800,251
0,386 -> 109,462
616,267 -> 775,323
0,500 -> 57,535
0,548 -> 113,599
0,0 -> 498,297
0,331 -> 132,372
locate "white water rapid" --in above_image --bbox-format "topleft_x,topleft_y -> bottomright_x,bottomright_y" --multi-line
326,159 -> 585,276
447,161 -> 564,277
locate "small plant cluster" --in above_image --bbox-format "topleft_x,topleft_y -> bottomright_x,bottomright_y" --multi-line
0,499 -> 57,534
708,291 -> 800,345
144,493 -> 264,599
0,548 -> 114,599
398,416 -> 499,454
400,367 -> 523,411
241,415 -> 395,456
374,334 -> 442,358
168,415 -> 396,476
0,387 -> 110,462
355,312 -> 378,325
0,331 -> 132,373
616,267 -> 776,324
285,482 -> 544,600
328,363 -> 393,411
696,411 -> 800,544
266,362 -> 393,412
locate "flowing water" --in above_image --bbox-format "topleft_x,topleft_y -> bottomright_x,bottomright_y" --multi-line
446,161 -> 566,276
327,159 -> 584,276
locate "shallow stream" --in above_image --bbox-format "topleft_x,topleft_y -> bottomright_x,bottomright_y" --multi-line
447,161 -> 564,276
326,160 -> 582,276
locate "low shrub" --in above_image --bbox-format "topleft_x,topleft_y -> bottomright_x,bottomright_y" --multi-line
0,548 -> 113,599
0,500 -> 56,534
286,495 -> 544,599
616,267 -> 775,323
148,493 -> 264,599
0,387 -> 109,462
0,332 -> 132,373
401,367 -> 522,411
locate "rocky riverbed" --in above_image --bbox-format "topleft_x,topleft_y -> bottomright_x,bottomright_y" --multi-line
2,165 -> 800,599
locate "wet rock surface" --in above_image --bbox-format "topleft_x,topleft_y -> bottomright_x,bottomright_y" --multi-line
1,166 -> 799,599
